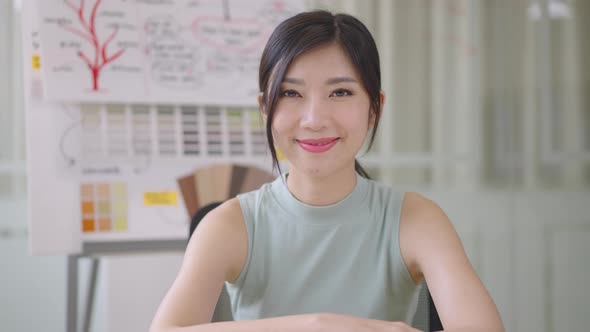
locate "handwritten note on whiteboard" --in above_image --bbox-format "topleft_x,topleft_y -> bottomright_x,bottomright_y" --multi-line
35,0 -> 306,106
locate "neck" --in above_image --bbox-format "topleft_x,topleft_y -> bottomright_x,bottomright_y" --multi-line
286,167 -> 358,206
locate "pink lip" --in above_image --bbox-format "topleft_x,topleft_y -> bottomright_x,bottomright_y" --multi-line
296,137 -> 339,153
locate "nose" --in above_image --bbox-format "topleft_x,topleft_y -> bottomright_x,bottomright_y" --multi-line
300,97 -> 328,131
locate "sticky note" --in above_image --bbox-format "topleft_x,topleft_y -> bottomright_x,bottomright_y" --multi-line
82,218 -> 95,232
32,54 -> 41,70
97,183 -> 110,199
113,218 -> 127,231
97,201 -> 110,214
81,201 -> 95,215
144,191 -> 178,206
112,200 -> 127,215
112,183 -> 127,198
98,218 -> 111,231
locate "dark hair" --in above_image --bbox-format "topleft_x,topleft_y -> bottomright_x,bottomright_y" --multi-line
259,10 -> 382,179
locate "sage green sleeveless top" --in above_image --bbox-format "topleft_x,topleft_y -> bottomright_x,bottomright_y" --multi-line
226,173 -> 418,322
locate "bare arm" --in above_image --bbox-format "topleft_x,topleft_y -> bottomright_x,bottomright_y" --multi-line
150,198 -> 422,332
149,198 -> 251,331
400,192 -> 505,332
154,314 -> 424,332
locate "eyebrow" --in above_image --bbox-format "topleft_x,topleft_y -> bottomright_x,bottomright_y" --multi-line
282,76 -> 359,85
326,77 -> 358,85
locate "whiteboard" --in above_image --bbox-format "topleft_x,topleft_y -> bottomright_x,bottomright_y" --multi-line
28,102 -> 278,256
35,0 -> 306,105
23,0 -> 297,255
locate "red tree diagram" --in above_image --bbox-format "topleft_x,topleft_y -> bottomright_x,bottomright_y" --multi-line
61,0 -> 125,91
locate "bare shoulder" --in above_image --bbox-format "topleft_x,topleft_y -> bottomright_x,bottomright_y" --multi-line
400,192 -> 446,222
399,191 -> 458,237
188,198 -> 245,246
186,197 -> 248,283
399,192 -> 461,283
196,197 -> 244,228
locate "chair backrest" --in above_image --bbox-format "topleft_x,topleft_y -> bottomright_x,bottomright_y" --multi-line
188,203 -> 443,330
411,282 -> 443,331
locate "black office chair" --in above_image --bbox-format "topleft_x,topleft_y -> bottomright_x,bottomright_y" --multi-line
188,202 -> 443,330
412,283 -> 443,331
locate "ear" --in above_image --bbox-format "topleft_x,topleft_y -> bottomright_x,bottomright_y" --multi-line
258,93 -> 268,123
369,90 -> 385,129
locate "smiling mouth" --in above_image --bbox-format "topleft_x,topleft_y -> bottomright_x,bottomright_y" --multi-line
296,137 -> 340,153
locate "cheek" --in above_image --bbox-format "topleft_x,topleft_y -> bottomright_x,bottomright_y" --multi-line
270,116 -> 286,141
270,113 -> 294,151
271,106 -> 297,137
342,105 -> 371,133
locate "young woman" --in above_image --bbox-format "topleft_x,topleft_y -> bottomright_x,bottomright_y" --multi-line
150,10 -> 504,332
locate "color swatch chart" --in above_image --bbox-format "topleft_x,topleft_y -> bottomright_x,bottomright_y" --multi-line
80,183 -> 128,232
77,104 -> 268,161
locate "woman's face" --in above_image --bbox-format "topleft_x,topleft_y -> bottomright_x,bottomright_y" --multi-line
268,43 -> 374,178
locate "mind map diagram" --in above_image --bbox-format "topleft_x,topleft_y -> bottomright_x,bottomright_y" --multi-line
36,0 -> 306,105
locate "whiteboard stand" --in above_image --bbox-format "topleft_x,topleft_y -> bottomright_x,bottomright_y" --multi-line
67,240 -> 187,332
66,255 -> 79,332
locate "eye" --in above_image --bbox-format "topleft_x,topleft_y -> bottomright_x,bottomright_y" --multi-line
279,89 -> 301,98
330,88 -> 353,97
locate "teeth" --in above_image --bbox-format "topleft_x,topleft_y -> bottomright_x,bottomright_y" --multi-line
299,139 -> 337,146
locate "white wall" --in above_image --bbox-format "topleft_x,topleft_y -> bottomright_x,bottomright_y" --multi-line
0,200 -> 66,332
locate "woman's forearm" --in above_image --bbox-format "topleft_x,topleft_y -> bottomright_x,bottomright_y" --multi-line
152,313 -> 420,332
152,314 -> 319,332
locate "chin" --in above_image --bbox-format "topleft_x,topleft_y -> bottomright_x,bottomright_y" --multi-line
304,167 -> 326,177
288,154 -> 355,178
301,163 -> 347,179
